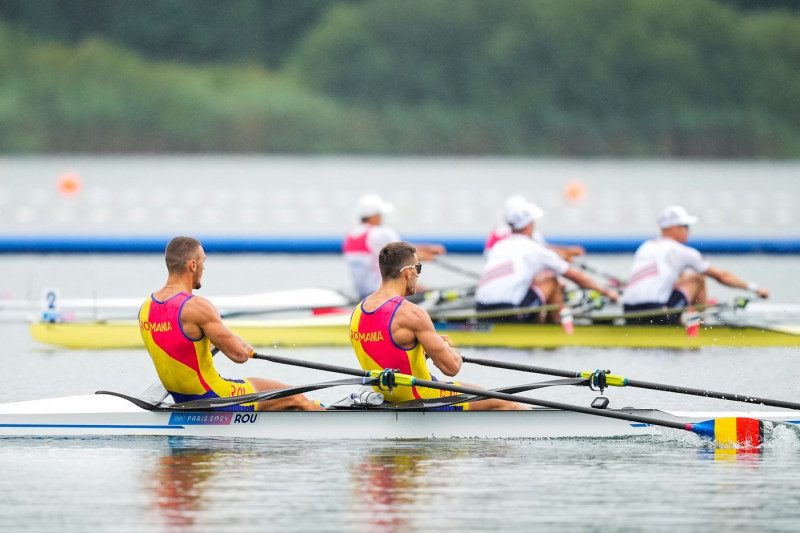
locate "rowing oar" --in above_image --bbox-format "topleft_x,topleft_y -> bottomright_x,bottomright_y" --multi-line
588,301 -> 726,323
428,302 -> 563,321
408,285 -> 476,309
137,376 -> 588,412
573,261 -> 625,288
251,352 -> 768,447
432,257 -> 481,280
383,378 -> 589,410
167,378 -> 374,411
429,299 -> 584,334
459,355 -> 800,412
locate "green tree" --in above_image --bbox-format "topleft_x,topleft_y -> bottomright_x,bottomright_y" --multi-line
0,0 -> 358,67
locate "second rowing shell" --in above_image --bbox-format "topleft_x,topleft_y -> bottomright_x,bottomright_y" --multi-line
29,314 -> 800,350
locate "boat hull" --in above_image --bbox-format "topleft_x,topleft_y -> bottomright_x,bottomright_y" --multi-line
29,316 -> 800,350
5,393 -> 797,440
3,288 -> 353,322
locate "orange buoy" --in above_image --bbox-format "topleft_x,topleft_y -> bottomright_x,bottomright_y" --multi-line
57,172 -> 82,197
564,180 -> 587,204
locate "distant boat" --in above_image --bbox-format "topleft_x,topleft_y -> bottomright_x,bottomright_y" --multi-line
28,312 -> 800,350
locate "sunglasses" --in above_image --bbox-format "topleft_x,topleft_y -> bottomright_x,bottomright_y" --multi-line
399,262 -> 422,275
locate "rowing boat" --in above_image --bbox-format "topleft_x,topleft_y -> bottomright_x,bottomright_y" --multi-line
29,313 -> 800,349
2,391 -> 798,440
1,287 -> 353,321
4,352 -> 799,447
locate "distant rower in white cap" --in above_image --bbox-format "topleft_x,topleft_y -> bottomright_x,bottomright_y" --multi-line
484,194 -> 585,261
621,205 -> 769,325
475,200 -> 617,323
343,193 -> 445,299
484,194 -> 587,298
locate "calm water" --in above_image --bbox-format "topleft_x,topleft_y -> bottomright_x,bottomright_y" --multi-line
2,251 -> 800,532
3,436 -> 800,532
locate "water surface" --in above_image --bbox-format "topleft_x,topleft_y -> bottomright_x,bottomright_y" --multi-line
1,250 -> 799,532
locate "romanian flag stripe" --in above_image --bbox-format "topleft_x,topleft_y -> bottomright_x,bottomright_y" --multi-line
687,417 -> 763,447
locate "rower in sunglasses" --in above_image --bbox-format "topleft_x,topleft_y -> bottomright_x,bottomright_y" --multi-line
350,241 -> 527,411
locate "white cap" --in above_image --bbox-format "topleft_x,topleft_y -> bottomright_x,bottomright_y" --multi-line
503,194 -> 527,212
658,205 -> 698,229
356,194 -> 394,219
505,200 -> 543,231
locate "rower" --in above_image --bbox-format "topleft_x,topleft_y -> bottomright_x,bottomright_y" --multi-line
484,194 -> 586,261
621,206 -> 770,325
139,236 -> 323,411
343,193 -> 445,299
349,241 -> 527,410
475,200 -> 618,323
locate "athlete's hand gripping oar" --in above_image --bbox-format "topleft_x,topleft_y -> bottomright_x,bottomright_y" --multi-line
459,356 -> 800,411
251,353 -> 768,447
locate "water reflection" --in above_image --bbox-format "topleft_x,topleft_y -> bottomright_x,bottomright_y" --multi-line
702,447 -> 762,462
147,438 -> 223,529
142,437 -> 326,531
347,441 -> 502,532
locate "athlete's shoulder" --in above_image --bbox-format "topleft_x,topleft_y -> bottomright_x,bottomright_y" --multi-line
181,294 -> 220,320
396,297 -> 429,322
638,237 -> 669,251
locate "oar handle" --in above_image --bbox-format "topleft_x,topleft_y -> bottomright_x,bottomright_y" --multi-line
251,352 -> 371,378
461,356 -> 579,379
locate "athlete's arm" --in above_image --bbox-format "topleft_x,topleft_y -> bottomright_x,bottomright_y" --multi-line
181,296 -> 253,363
550,244 -> 586,261
398,304 -> 462,376
414,244 -> 446,261
704,266 -> 769,299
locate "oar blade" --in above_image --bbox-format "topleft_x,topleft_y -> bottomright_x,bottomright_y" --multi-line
687,417 -> 764,448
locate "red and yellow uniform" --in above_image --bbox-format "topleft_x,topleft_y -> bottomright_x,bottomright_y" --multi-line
139,292 -> 255,411
350,296 -> 468,409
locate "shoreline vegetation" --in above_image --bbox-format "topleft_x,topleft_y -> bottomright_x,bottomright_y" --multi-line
1,0 -> 799,157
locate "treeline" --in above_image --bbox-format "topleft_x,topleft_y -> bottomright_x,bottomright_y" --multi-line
0,0 -> 361,68
1,0 -> 800,157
